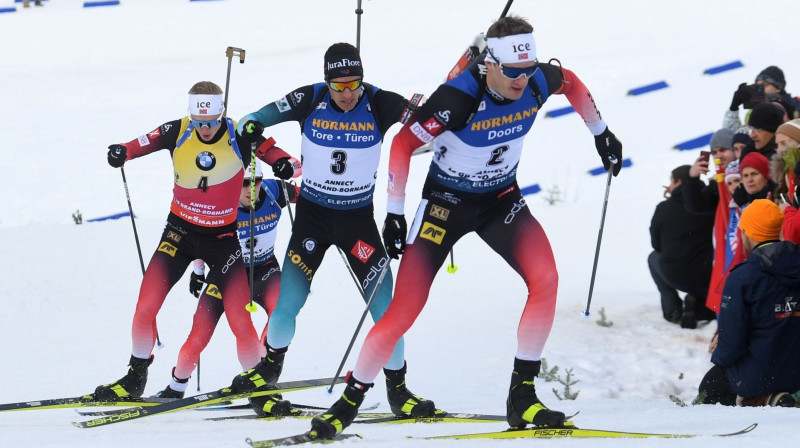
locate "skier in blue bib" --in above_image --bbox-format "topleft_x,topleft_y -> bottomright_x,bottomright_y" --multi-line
230,43 -> 436,418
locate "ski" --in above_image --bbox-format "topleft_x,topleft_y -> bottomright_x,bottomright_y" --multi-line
246,432 -> 361,447
76,399 -> 242,417
354,410 -> 505,424
0,395 -> 170,413
72,376 -> 343,429
203,403 -> 382,421
421,423 -> 758,440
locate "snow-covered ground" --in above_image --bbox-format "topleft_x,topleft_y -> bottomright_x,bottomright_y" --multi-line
1,0 -> 799,446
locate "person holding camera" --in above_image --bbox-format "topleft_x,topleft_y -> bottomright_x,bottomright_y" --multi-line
724,65 -> 799,132
740,101 -> 785,162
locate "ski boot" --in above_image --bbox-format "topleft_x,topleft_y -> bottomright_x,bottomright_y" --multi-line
151,368 -> 188,399
681,294 -> 697,329
248,389 -> 294,417
385,362 -> 437,417
310,373 -> 373,439
94,355 -> 153,401
230,345 -> 286,393
506,358 -> 566,428
737,392 -> 797,407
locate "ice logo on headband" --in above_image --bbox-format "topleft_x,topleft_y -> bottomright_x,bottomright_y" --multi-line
188,94 -> 225,117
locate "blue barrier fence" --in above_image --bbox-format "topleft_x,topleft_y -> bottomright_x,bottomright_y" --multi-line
520,184 -> 541,196
84,0 -> 119,7
588,158 -> 632,176
87,211 -> 133,222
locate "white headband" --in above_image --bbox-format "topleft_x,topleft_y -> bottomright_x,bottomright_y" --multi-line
188,94 -> 225,117
485,33 -> 537,65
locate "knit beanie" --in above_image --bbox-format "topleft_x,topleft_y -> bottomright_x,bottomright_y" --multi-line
323,43 -> 363,81
732,126 -> 754,146
738,199 -> 783,242
776,119 -> 800,144
740,152 -> 771,181
747,102 -> 785,133
756,65 -> 786,91
724,160 -> 741,182
709,128 -> 734,150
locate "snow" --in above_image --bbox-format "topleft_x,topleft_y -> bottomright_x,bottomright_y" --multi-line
1,0 -> 798,446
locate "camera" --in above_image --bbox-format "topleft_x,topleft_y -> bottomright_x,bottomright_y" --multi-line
742,83 -> 765,109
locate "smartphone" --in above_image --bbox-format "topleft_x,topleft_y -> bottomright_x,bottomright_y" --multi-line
699,150 -> 710,162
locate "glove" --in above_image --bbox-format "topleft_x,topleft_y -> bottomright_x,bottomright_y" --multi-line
382,213 -> 407,259
730,83 -> 751,111
241,120 -> 264,143
272,157 -> 294,180
594,128 -> 623,176
189,272 -> 206,298
732,183 -> 749,207
107,144 -> 127,168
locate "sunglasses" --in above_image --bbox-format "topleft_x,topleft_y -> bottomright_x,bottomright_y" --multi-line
498,62 -> 538,80
243,177 -> 263,187
190,116 -> 223,129
328,78 -> 363,92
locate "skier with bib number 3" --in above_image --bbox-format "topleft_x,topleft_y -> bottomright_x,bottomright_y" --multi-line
309,16 -> 623,439
227,43 -> 436,419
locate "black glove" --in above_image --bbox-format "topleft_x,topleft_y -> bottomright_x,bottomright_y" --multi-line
594,128 -> 623,176
189,272 -> 206,298
730,83 -> 751,111
272,157 -> 294,180
382,213 -> 407,259
732,183 -> 749,207
107,144 -> 127,168
241,120 -> 264,143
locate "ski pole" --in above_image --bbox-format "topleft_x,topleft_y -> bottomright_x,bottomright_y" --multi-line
446,248 -> 458,274
500,0 -> 514,18
120,166 -> 162,348
246,142 -> 258,313
224,47 -> 245,109
354,0 -> 363,50
196,356 -> 201,392
582,155 -> 617,317
327,259 -> 392,393
279,180 -> 295,226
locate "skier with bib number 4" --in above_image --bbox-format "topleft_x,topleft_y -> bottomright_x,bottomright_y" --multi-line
94,81 -> 300,401
309,16 -> 623,439
228,43 -> 435,419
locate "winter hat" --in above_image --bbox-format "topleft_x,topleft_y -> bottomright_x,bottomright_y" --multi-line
747,102 -> 785,133
244,161 -> 263,180
725,160 -> 741,182
709,128 -> 734,150
756,65 -> 786,91
738,199 -> 783,242
323,43 -> 363,81
732,126 -> 754,146
776,119 -> 800,144
740,152 -> 771,181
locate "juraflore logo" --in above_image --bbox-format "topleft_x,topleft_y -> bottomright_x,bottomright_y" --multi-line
326,58 -> 361,72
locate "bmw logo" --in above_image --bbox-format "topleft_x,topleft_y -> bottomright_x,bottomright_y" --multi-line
196,151 -> 216,171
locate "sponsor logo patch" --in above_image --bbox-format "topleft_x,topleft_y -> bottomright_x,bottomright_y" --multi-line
276,96 -> 291,113
303,238 -> 317,254
429,205 -> 450,221
351,240 -> 375,263
420,222 -> 446,245
205,284 -> 222,299
410,122 -> 434,143
137,135 -> 151,146
157,242 -> 177,257
166,231 -> 181,243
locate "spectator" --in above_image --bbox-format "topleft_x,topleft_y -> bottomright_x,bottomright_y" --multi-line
732,126 -> 753,160
724,65 -> 800,132
723,160 -> 743,273
771,118 -> 800,200
648,165 -> 716,328
698,199 -> 800,408
23,0 -> 43,7
682,129 -> 737,314
741,102 -> 785,161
